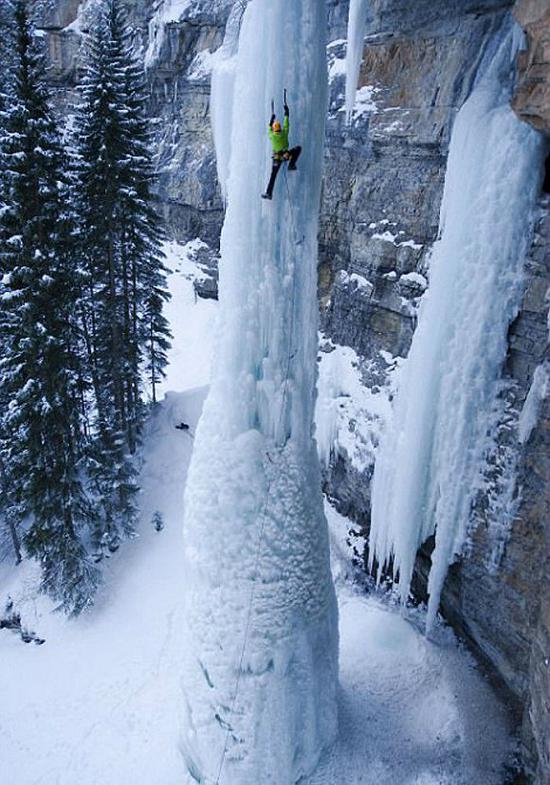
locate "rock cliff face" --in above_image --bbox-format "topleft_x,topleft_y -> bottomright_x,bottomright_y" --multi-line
145,1 -> 230,244
32,0 -> 550,781
514,202 -> 550,785
513,0 -> 550,134
319,0 -> 512,526
34,0 -> 230,243
320,3 -> 550,782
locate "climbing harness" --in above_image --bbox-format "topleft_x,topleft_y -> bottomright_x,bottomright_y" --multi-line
212,170 -> 303,785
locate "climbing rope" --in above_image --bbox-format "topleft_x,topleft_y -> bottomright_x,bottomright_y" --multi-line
284,167 -> 305,248
212,168 -> 302,785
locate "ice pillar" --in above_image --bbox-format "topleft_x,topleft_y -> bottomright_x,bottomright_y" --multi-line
180,1 -> 338,784
345,0 -> 369,122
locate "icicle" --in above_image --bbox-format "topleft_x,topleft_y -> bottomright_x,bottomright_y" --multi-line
369,19 -> 545,633
344,0 -> 369,123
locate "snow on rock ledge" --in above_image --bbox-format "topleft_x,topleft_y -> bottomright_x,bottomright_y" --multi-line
145,0 -> 191,68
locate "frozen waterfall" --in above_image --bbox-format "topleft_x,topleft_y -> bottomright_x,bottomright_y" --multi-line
210,1 -> 246,202
345,0 -> 370,123
180,1 -> 338,784
369,22 -> 546,633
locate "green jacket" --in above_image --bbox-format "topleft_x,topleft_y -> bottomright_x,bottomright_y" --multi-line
268,115 -> 289,153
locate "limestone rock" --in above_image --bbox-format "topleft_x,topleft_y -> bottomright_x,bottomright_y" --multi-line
37,0 -> 80,29
33,0 -> 229,243
513,0 -> 550,135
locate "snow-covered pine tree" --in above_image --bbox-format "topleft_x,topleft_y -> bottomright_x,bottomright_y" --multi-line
0,0 -> 19,563
143,273 -> 172,405
74,0 -> 170,555
117,18 -> 171,408
0,0 -> 99,613
0,0 -> 15,114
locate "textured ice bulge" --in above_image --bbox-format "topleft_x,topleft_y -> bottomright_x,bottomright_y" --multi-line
369,22 -> 545,633
180,1 -> 338,784
345,0 -> 369,123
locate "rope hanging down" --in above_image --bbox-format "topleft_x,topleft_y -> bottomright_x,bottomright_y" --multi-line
212,170 -> 302,785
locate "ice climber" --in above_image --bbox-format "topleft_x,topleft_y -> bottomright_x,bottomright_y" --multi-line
261,91 -> 302,200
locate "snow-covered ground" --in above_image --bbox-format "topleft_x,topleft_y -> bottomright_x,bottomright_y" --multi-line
0,241 -> 512,785
321,505 -> 512,785
157,239 -> 217,397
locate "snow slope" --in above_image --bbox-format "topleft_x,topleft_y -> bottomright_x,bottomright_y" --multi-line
0,242 -> 213,785
0,241 -> 512,785
0,388 -> 203,785
320,506 -> 512,785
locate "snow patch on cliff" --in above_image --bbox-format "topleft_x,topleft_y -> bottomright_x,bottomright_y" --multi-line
158,240 -> 217,396
188,48 -> 216,81
352,84 -> 379,118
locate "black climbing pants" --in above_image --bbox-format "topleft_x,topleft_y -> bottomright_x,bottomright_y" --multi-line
264,146 -> 302,198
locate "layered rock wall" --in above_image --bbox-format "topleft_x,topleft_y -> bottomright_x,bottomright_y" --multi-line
34,0 -> 230,243
513,0 -> 550,134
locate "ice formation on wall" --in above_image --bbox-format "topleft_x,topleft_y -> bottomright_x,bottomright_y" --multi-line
518,362 -> 549,444
345,0 -> 370,123
369,21 -> 545,632
180,1 -> 338,784
145,0 -> 191,68
210,1 -> 247,201
315,341 -> 394,474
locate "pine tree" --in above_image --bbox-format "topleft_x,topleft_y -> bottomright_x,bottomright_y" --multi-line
0,0 -> 18,562
0,0 -> 99,613
0,1 -> 15,106
114,13 -> 171,409
74,0 -> 170,554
